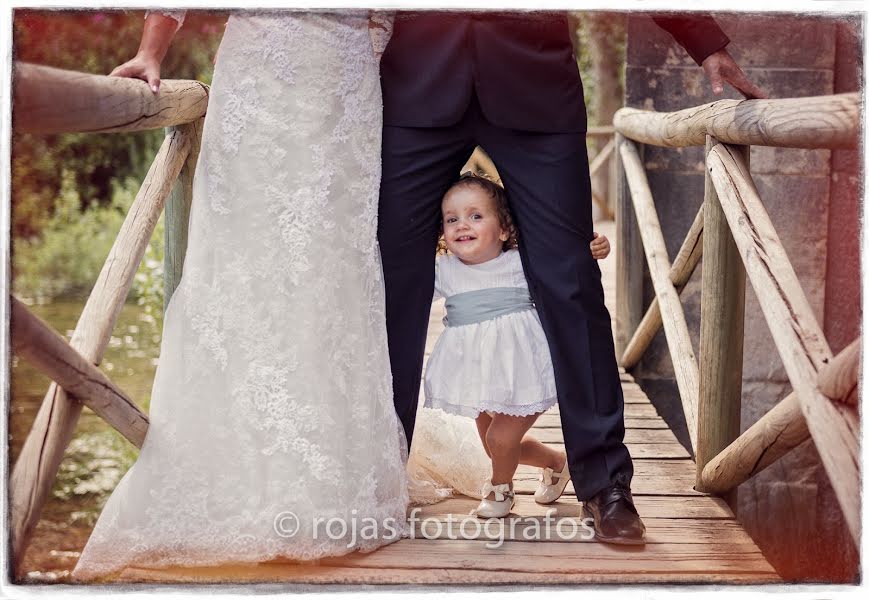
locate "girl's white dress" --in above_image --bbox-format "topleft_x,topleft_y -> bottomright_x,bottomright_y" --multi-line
424,249 -> 558,419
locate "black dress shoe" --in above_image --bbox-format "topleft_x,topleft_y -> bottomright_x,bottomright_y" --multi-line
582,478 -> 646,545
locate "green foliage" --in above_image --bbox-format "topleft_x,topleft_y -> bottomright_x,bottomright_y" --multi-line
12,10 -> 222,303
14,175 -> 131,300
570,12 -> 627,126
132,213 -> 165,330
12,10 -> 624,307
13,9 -> 226,81
11,128 -> 163,241
571,12 -> 596,114
13,172 -> 167,324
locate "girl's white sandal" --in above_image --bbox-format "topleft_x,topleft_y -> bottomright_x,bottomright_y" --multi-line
474,481 -> 515,518
534,459 -> 571,504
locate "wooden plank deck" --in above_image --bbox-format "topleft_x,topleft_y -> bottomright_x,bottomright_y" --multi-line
114,221 -> 778,584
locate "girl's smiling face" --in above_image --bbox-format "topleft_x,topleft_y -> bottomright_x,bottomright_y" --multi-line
441,185 -> 509,265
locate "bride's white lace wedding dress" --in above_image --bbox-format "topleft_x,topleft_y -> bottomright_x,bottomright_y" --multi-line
72,10 -> 490,581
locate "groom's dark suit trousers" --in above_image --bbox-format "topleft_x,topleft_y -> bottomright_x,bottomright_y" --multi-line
379,93 -> 629,500
378,12 -> 730,501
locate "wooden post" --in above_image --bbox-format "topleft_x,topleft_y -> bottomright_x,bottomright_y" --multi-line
699,392 -> 808,494
590,138 -> 615,220
695,136 -> 746,504
10,296 -> 149,447
619,139 -> 700,452
817,336 -> 861,405
607,134 -> 619,219
621,205 -> 704,369
706,142 -> 859,544
614,133 -> 644,361
164,118 -> 204,309
9,128 -> 191,576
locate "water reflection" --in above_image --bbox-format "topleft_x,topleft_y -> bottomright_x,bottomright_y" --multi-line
9,299 -> 162,581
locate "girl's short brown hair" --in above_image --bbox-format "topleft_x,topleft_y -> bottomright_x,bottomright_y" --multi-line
437,171 -> 519,255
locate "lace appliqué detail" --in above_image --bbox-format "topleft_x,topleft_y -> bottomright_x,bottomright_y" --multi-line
72,12 -> 410,581
368,11 -> 394,58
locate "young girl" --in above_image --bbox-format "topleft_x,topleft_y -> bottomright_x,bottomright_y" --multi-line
423,172 -> 610,518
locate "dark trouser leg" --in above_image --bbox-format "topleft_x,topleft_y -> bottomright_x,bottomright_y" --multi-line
477,124 -> 632,500
378,123 -> 475,447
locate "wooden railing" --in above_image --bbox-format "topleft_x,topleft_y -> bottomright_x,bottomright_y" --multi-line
8,62 -> 208,577
9,62 -> 620,578
9,60 -> 860,576
612,92 -> 861,544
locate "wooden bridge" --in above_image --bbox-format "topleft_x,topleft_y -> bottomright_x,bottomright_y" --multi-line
8,62 -> 860,585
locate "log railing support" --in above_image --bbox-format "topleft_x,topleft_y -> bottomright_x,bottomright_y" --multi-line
817,336 -> 861,406
699,336 -> 860,494
10,297 -> 149,448
699,392 -> 807,494
614,133 -> 644,361
164,118 -> 204,309
9,127 -> 193,575
613,93 -> 860,554
620,204 -> 704,369
706,142 -> 859,544
695,137 -> 747,497
590,138 -> 616,220
620,138 -> 700,452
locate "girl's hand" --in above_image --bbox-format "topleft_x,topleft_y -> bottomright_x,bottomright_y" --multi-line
590,232 -> 610,260
110,54 -> 163,93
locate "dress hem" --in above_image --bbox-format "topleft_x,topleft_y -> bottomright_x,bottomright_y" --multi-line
424,395 -> 558,419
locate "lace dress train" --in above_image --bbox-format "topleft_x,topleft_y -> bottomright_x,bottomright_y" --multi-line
72,11 -> 409,580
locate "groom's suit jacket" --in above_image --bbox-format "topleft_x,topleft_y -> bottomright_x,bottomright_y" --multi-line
380,12 -> 730,133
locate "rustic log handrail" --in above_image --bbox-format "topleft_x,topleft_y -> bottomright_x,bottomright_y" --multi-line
620,204 -> 703,369
695,137 -> 746,495
705,142 -> 860,543
10,73 -> 201,572
587,125 -> 615,136
614,93 -> 861,546
589,138 -> 616,220
700,337 -> 860,495
13,62 -> 209,134
613,93 -> 859,150
619,138 -> 700,452
10,61 -> 860,574
817,337 -> 861,405
10,297 -> 149,448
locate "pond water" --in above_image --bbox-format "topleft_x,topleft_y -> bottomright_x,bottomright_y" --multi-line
9,299 -> 162,582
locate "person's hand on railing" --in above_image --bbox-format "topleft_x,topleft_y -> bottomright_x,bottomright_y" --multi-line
109,13 -> 180,94
110,54 -> 164,94
701,49 -> 767,100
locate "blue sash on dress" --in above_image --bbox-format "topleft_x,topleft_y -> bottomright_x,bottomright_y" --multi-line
443,287 -> 534,327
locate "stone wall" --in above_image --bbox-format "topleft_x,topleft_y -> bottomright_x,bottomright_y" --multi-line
624,12 -> 861,581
